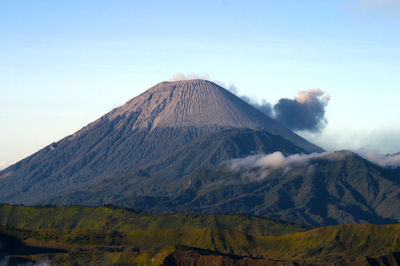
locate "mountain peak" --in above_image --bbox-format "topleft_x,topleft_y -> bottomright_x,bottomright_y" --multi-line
68,79 -> 322,153
96,79 -> 322,152
104,79 -> 261,129
151,78 -> 213,87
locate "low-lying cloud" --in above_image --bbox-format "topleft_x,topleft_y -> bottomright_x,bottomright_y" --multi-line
356,150 -> 400,167
228,151 -> 350,180
229,151 -> 348,172
228,150 -> 400,181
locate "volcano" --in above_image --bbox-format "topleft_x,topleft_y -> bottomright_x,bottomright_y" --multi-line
0,79 -> 321,206
71,79 -> 322,152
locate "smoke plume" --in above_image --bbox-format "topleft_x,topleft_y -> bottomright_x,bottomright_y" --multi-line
228,84 -> 330,132
240,96 -> 274,117
273,89 -> 330,132
169,74 -> 329,132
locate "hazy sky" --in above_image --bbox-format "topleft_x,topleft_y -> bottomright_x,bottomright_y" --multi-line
1,0 -> 400,168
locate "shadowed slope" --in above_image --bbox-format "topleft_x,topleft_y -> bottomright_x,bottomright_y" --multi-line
41,128 -> 307,207
38,151 -> 400,227
148,151 -> 400,226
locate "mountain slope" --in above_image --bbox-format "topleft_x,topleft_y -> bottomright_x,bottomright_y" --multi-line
39,150 -> 400,227
0,79 -> 321,204
153,151 -> 400,226
145,128 -> 307,177
35,128 -> 306,206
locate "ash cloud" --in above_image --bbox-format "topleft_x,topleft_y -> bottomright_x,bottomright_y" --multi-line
223,82 -> 330,132
240,96 -> 274,117
220,82 -> 274,117
169,74 -> 329,133
239,88 -> 330,132
273,89 -> 330,132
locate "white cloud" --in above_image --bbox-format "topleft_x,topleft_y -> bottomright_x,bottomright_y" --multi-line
227,151 -> 351,181
228,150 -> 400,181
228,151 -> 350,171
170,73 -> 210,82
0,162 -> 9,171
356,150 -> 400,167
295,89 -> 326,104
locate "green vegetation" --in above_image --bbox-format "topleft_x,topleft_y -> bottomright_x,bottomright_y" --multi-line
0,204 -> 306,236
1,205 -> 400,265
2,223 -> 400,265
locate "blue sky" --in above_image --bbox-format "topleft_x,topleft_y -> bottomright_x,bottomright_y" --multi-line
1,0 -> 400,167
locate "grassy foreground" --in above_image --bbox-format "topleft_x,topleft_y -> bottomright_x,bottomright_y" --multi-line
1,205 -> 400,265
0,204 -> 306,236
